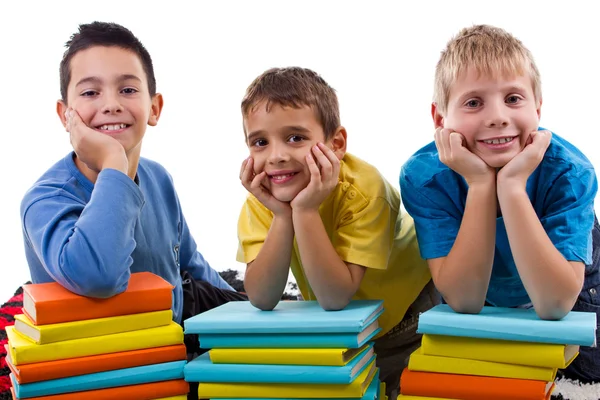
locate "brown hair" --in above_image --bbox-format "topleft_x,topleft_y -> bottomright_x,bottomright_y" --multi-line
434,24 -> 541,114
241,67 -> 340,139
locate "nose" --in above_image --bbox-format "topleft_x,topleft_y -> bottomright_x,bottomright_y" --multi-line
101,92 -> 124,114
485,100 -> 509,128
267,142 -> 290,164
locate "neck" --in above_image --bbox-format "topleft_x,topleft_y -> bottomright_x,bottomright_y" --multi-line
74,148 -> 141,184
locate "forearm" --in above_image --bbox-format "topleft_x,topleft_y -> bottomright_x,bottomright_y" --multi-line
435,182 -> 497,313
244,214 -> 294,310
293,209 -> 358,310
498,184 -> 583,319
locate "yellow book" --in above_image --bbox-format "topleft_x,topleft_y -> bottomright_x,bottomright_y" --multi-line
408,347 -> 556,381
13,310 -> 172,344
209,343 -> 370,366
198,359 -> 377,398
5,321 -> 183,365
421,334 -> 579,369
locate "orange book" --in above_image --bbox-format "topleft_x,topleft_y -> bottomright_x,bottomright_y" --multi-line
6,344 -> 186,383
22,272 -> 173,325
10,379 -> 189,400
400,368 -> 555,400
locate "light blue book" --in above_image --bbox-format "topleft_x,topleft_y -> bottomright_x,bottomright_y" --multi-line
214,369 -> 381,400
184,300 -> 384,334
11,360 -> 185,398
185,345 -> 375,384
199,323 -> 381,349
417,304 -> 597,346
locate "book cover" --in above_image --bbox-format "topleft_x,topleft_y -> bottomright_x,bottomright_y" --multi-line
198,320 -> 380,349
214,369 -> 381,400
209,343 -> 371,366
185,345 -> 374,384
417,304 -> 597,346
6,344 -> 186,384
197,359 -> 377,398
9,379 -> 189,400
184,300 -> 384,334
22,271 -> 173,325
11,360 -> 186,398
14,309 -> 172,344
5,321 -> 183,365
400,368 -> 555,400
421,334 -> 579,369
408,347 -> 557,381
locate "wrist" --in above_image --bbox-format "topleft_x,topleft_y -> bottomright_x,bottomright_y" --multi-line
292,207 -> 320,221
497,179 -> 528,203
102,153 -> 128,175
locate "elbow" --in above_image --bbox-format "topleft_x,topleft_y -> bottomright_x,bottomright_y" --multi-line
61,269 -> 128,299
534,300 -> 575,321
249,298 -> 278,311
318,297 -> 352,312
444,296 -> 485,315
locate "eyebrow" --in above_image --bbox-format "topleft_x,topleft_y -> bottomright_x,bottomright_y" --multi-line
246,125 -> 311,143
458,85 -> 529,101
75,74 -> 142,87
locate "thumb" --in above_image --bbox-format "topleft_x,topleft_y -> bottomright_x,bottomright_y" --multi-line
449,131 -> 465,149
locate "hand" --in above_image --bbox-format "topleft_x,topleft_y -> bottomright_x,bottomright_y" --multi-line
291,143 -> 340,211
435,128 -> 495,186
497,130 -> 552,188
66,109 -> 128,174
239,157 -> 292,217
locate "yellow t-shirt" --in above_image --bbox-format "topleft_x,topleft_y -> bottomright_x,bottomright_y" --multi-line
236,153 -> 431,336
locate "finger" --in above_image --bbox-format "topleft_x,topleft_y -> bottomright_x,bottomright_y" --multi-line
434,128 -> 445,159
312,144 -> 333,179
250,171 -> 268,192
306,152 -> 321,183
239,158 -> 249,181
241,159 -> 256,189
448,132 -> 465,161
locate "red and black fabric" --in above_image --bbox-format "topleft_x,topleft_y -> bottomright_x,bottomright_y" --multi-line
0,284 -> 28,400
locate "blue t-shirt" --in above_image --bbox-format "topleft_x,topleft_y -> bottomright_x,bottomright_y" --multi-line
400,131 -> 598,307
21,152 -> 234,323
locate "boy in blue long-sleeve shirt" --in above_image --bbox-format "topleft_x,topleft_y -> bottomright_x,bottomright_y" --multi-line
20,22 -> 246,354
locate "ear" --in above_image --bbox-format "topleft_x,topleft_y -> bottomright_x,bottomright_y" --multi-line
148,93 -> 164,126
432,102 -> 444,129
56,100 -> 68,129
328,127 -> 347,160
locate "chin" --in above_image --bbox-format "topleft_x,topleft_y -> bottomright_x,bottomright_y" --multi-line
483,153 -> 518,169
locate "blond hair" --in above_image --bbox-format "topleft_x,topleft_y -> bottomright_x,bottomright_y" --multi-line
433,25 -> 541,114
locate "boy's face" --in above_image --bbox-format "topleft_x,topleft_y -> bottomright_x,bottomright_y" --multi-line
244,103 -> 339,202
435,67 -> 541,168
59,46 -> 161,156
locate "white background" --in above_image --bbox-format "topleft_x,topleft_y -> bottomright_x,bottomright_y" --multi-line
1,1 -> 598,300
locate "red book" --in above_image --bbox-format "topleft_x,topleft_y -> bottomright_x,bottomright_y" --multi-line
22,272 -> 173,325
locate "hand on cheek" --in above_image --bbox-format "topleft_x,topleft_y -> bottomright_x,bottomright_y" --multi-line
498,130 -> 552,188
239,157 -> 291,217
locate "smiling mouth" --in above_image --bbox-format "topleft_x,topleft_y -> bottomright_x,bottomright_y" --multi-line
95,123 -> 130,131
269,172 -> 298,181
481,136 -> 516,145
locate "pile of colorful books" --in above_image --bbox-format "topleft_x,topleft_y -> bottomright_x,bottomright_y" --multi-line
398,304 -> 597,400
183,300 -> 386,400
5,272 -> 189,399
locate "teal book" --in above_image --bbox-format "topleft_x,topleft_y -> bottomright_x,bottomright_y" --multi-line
184,300 -> 384,334
417,304 -> 597,346
214,369 -> 380,400
198,321 -> 381,349
185,344 -> 375,384
11,360 -> 185,398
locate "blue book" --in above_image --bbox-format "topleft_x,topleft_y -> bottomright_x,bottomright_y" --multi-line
417,304 -> 597,346
184,300 -> 384,334
214,369 -> 381,400
185,344 -> 375,384
11,360 -> 185,398
199,323 -> 381,349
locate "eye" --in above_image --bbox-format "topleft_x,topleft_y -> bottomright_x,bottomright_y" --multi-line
80,90 -> 98,97
252,139 -> 268,147
121,87 -> 138,94
465,99 -> 481,108
506,95 -> 521,104
288,135 -> 305,143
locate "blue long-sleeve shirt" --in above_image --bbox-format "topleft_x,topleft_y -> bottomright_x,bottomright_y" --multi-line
20,152 -> 234,323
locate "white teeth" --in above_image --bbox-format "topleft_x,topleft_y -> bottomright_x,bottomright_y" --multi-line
99,124 -> 127,131
484,137 -> 514,145
271,173 -> 295,180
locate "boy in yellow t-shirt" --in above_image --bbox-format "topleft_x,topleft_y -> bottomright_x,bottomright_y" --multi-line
236,67 -> 438,399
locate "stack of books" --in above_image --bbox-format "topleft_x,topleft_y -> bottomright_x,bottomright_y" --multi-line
398,304 -> 597,400
183,300 -> 386,400
5,272 -> 189,399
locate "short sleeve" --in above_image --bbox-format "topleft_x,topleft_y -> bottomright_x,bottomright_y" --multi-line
332,197 -> 396,270
236,196 -> 274,264
400,165 -> 463,260
541,167 -> 598,264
